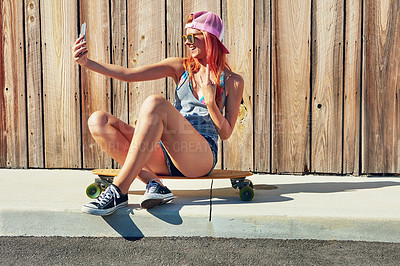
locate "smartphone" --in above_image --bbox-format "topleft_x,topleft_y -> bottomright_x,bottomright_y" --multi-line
80,22 -> 87,42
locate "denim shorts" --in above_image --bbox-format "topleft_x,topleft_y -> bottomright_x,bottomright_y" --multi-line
159,136 -> 218,177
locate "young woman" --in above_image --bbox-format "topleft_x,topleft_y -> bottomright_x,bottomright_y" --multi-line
73,11 -> 244,216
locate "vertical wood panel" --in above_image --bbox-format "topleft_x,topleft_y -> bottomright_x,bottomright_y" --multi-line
254,0 -> 271,173
343,0 -> 362,175
80,0 -> 112,169
222,0 -> 254,171
166,0 -> 182,103
362,0 -> 400,174
1,0 -> 398,174
25,0 -> 44,168
111,0 -> 128,123
127,0 -> 166,124
311,0 -> 344,173
1,0 -> 27,168
0,0 -> 6,167
41,0 -> 81,168
110,0 -> 128,168
272,0 -> 311,174
183,1 -> 220,21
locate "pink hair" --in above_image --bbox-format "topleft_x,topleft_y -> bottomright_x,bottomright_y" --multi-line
183,25 -> 230,109
183,15 -> 231,108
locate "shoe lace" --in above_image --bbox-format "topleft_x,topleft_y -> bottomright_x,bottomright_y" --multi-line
146,180 -> 160,193
96,185 -> 120,207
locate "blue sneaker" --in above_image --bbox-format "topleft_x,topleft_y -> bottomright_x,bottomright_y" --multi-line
81,184 -> 128,216
140,180 -> 174,209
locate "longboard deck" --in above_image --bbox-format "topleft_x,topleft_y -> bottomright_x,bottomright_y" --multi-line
88,169 -> 255,201
92,169 -> 253,180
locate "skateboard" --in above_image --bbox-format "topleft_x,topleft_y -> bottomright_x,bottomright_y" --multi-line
87,169 -> 255,201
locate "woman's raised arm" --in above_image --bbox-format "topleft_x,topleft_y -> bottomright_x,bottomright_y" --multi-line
84,57 -> 183,83
72,35 -> 183,83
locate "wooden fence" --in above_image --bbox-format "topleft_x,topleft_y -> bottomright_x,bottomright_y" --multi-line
1,0 -> 399,175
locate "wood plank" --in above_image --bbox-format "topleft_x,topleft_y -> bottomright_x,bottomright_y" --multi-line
362,0 -> 400,174
222,0 -> 254,171
1,0 -> 28,168
182,1 -> 220,22
80,0 -> 112,169
182,2 -> 223,169
41,0 -> 81,168
166,0 -> 183,103
254,0 -> 271,173
25,0 -> 44,168
0,0 -> 6,167
127,0 -> 166,124
92,168 -> 252,179
343,0 -> 362,175
311,0 -> 344,173
110,0 -> 129,168
272,0 -> 311,174
111,0 -> 128,124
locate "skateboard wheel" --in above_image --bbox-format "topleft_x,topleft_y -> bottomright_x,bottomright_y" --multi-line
86,183 -> 101,199
239,186 -> 254,201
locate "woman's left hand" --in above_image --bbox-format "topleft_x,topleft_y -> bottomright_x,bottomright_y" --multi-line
201,64 -> 217,106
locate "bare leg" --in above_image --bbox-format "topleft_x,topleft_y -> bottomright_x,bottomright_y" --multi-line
87,111 -> 169,184
113,95 -> 214,194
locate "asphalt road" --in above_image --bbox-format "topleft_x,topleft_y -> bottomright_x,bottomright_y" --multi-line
1,237 -> 400,265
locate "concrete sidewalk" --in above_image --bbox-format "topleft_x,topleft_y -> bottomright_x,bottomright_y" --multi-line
1,169 -> 400,242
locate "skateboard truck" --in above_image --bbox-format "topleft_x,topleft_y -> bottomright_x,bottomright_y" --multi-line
86,175 -> 114,199
230,177 -> 254,201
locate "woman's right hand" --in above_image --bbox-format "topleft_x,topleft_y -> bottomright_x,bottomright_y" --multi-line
72,35 -> 88,66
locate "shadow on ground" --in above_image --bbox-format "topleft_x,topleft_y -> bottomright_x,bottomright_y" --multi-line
102,208 -> 144,240
103,180 -> 400,238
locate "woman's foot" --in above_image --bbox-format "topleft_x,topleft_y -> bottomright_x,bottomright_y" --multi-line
140,180 -> 174,209
81,184 -> 128,216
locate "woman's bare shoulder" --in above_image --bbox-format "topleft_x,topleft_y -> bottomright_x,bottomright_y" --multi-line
224,69 -> 244,96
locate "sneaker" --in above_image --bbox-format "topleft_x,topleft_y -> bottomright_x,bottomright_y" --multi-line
81,184 -> 128,216
140,180 -> 174,209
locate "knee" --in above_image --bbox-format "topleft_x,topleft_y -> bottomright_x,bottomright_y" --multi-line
88,111 -> 109,136
140,95 -> 168,115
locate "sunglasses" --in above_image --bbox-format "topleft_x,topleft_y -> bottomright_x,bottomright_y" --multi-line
182,33 -> 203,44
